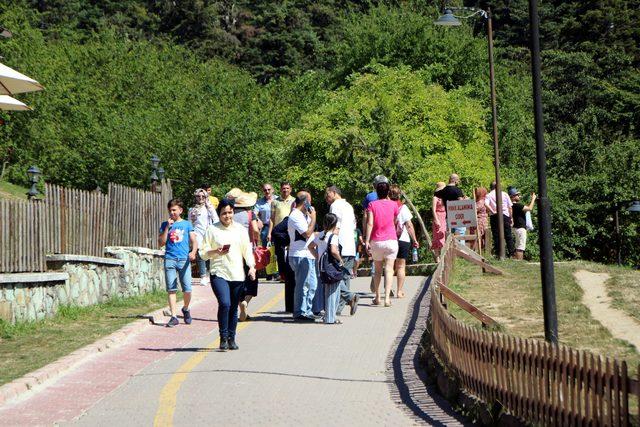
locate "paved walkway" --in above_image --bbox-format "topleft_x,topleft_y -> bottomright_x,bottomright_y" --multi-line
1,276 -> 464,426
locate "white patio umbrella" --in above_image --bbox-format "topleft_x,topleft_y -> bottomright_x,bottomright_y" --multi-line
0,62 -> 44,95
0,94 -> 30,110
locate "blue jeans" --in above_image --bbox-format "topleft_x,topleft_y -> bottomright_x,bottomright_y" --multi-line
337,256 -> 356,315
324,281 -> 341,324
312,272 -> 324,314
196,252 -> 209,278
164,258 -> 192,292
260,227 -> 270,248
452,227 -> 467,244
289,256 -> 317,318
210,275 -> 244,340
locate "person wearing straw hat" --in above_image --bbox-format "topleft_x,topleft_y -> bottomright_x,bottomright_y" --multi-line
232,190 -> 260,321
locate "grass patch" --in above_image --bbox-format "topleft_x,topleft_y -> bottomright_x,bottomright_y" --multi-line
0,180 -> 29,200
447,259 -> 639,367
0,290 -> 178,386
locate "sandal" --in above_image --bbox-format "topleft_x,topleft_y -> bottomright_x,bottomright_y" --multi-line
372,298 -> 381,306
239,301 -> 248,321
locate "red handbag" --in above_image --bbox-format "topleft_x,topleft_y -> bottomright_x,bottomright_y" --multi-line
248,211 -> 270,270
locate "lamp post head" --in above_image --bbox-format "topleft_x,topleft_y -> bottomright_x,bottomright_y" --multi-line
27,165 -> 41,182
157,167 -> 165,181
26,165 -> 41,199
627,201 -> 640,213
434,9 -> 462,26
150,155 -> 160,170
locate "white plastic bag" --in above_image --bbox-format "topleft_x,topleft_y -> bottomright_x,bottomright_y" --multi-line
525,211 -> 534,231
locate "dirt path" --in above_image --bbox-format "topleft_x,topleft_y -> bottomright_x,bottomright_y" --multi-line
574,270 -> 640,352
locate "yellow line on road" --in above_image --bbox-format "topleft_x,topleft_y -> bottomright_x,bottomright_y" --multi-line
153,290 -> 284,427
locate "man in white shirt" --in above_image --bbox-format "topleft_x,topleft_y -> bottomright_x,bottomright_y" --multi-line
325,186 -> 360,316
287,192 -> 318,321
485,181 -> 515,257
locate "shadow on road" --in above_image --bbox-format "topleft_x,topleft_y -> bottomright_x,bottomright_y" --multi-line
388,276 -> 471,426
139,347 -> 216,353
134,368 -> 389,384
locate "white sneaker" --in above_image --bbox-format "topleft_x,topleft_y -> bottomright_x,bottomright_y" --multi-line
200,276 -> 210,286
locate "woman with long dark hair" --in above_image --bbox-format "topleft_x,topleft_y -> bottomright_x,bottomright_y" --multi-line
200,199 -> 256,351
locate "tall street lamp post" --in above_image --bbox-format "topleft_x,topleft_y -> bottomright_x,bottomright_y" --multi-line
434,7 -> 506,259
437,2 -> 559,343
527,0 -> 558,343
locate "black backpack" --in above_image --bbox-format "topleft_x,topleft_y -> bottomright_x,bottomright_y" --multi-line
272,217 -> 290,247
319,234 -> 344,284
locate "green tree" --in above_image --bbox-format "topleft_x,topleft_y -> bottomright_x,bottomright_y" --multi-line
284,66 -> 494,210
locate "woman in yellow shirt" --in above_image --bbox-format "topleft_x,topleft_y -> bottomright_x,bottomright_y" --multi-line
200,199 -> 256,351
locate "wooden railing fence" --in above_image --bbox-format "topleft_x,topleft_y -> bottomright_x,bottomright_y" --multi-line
0,181 -> 172,273
430,235 -> 640,426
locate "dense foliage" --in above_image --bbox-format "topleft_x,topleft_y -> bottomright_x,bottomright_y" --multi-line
0,0 -> 638,264
285,66 -> 494,208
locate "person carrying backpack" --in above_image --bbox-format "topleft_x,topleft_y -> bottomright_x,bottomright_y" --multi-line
309,213 -> 344,324
272,215 -> 296,313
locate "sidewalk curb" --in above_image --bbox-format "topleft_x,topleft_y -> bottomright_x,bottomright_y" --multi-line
0,302 -> 171,406
385,275 -> 469,425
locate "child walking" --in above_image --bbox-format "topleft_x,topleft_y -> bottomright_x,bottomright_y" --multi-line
158,198 -> 198,327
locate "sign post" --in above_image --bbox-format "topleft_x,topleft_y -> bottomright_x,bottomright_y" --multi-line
447,199 -> 481,256
446,200 -> 478,229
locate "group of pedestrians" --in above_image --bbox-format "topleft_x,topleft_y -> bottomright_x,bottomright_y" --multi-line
158,176 -> 424,350
430,174 -> 536,260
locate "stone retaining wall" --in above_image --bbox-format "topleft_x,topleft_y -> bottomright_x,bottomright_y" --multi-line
0,247 -> 165,324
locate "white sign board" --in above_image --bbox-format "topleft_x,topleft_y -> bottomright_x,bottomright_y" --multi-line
446,199 -> 477,228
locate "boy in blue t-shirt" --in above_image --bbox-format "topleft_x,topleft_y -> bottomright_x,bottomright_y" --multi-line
158,198 -> 198,327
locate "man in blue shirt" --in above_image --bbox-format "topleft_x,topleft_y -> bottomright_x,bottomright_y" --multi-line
159,199 -> 198,327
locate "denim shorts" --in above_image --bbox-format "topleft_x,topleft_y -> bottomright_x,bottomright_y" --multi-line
164,258 -> 192,293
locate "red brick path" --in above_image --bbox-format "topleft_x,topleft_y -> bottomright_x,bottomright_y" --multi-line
0,284 -> 218,426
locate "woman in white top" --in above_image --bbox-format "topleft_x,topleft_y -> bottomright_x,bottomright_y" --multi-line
309,213 -> 343,324
189,189 -> 219,286
389,185 -> 419,299
200,199 -> 256,351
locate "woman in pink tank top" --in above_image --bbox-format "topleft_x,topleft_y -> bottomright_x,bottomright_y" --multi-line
365,182 -> 399,307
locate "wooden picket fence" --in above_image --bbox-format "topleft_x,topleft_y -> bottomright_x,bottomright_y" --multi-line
108,182 -> 172,248
430,236 -> 640,426
44,183 -> 111,256
0,199 -> 47,272
0,181 -> 172,273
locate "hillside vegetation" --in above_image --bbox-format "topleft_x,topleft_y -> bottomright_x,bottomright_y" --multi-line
0,0 -> 638,264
